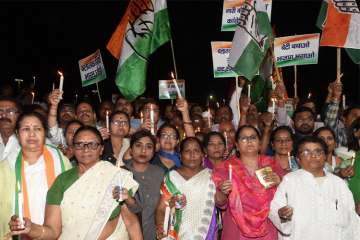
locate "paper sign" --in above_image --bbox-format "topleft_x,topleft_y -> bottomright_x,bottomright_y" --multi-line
221,0 -> 272,32
159,80 -> 185,99
274,34 -> 320,68
211,42 -> 237,78
78,49 -> 106,87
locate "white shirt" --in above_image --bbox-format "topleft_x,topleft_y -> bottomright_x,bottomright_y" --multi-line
269,169 -> 360,240
0,134 -> 20,162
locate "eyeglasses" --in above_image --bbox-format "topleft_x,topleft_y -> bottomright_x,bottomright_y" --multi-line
238,135 -> 258,143
295,116 -> 314,124
273,138 -> 292,144
160,133 -> 178,140
111,120 -> 129,126
0,108 -> 18,116
299,148 -> 325,158
73,141 -> 101,150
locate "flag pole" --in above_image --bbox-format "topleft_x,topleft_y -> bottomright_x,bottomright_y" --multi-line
235,76 -> 241,120
294,65 -> 298,98
170,39 -> 178,79
336,47 -> 341,82
96,82 -> 102,102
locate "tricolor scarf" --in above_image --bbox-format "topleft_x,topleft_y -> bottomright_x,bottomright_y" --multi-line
14,145 -> 65,220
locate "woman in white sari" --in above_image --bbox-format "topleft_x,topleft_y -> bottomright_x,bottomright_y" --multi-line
9,126 -> 142,240
155,137 -> 217,240
0,111 -> 71,239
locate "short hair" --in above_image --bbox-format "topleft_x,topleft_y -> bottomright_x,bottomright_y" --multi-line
73,126 -> 104,145
295,136 -> 328,157
179,137 -> 204,154
76,100 -> 94,112
110,111 -> 130,126
313,126 -> 336,140
343,105 -> 360,118
157,123 -> 180,140
130,129 -> 156,152
64,120 -> 84,136
235,124 -> 261,142
292,106 -> 315,120
15,111 -> 48,137
0,96 -> 22,114
203,131 -> 226,148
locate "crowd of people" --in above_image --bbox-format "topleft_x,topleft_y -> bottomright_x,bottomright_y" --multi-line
0,77 -> 360,240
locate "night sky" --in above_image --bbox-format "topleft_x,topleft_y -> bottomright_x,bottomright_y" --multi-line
0,0 -> 359,107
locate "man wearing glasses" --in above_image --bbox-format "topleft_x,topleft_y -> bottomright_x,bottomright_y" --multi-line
0,97 -> 21,162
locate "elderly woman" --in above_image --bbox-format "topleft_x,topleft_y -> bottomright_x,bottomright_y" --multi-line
213,125 -> 284,240
155,137 -> 217,239
270,136 -> 360,239
102,111 -> 131,167
8,126 -> 142,239
0,112 -> 71,238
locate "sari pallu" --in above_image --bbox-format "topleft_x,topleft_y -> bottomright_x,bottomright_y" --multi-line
212,155 -> 284,239
59,161 -> 138,240
160,169 -> 217,240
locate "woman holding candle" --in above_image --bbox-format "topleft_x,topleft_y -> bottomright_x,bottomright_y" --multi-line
8,126 -> 142,239
102,111 -> 131,167
0,112 -> 71,238
270,126 -> 299,173
121,130 -> 164,240
155,137 -> 217,239
203,131 -> 227,169
213,125 -> 285,239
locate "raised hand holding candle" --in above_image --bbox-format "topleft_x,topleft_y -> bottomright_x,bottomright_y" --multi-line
150,104 -> 155,135
229,164 -> 233,181
58,71 -> 64,99
171,72 -> 182,98
106,110 -> 110,132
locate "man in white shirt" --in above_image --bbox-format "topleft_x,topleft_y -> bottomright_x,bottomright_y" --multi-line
270,136 -> 360,240
0,97 -> 21,162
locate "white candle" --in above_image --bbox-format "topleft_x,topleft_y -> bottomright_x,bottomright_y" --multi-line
33,76 -> 36,86
351,152 -> 356,166
106,110 -> 110,132
31,91 -> 35,104
308,92 -> 312,99
171,72 -> 182,98
271,98 -> 276,115
140,111 -> 144,124
52,82 -> 55,91
343,95 -> 346,109
58,71 -> 64,99
288,152 -> 292,170
118,179 -> 123,202
17,182 -> 24,227
216,102 -> 220,108
224,132 -> 228,150
248,84 -> 251,99
163,202 -> 171,234
229,164 -> 233,181
150,104 -> 155,135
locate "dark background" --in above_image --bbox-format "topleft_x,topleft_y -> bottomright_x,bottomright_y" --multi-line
0,0 -> 359,107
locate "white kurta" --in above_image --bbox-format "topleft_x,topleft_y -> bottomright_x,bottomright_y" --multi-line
269,169 -> 360,240
0,134 -> 20,162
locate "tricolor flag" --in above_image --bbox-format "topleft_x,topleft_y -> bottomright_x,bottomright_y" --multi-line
317,0 -> 360,63
228,0 -> 273,81
107,0 -> 171,101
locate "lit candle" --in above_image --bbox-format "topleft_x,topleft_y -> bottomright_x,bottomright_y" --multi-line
150,104 -> 155,135
248,84 -> 251,100
106,110 -> 110,132
342,95 -> 346,109
271,98 -> 276,115
229,164 -> 233,181
171,72 -> 182,98
224,132 -> 228,150
52,82 -> 55,91
75,94 -> 78,103
163,202 -> 171,235
17,182 -> 24,228
33,76 -> 36,86
58,71 -> 64,99
351,152 -> 356,166
308,92 -> 312,99
31,91 -> 35,104
288,152 -> 292,170
216,102 -> 220,108
140,111 -> 144,124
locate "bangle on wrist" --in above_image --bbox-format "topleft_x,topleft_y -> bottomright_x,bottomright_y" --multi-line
183,121 -> 192,125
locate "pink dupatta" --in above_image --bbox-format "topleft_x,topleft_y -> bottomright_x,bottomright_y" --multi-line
213,155 -> 284,238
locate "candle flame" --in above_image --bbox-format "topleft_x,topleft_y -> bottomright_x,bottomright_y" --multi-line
31,91 -> 35,96
308,92 -> 312,99
57,71 -> 63,76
